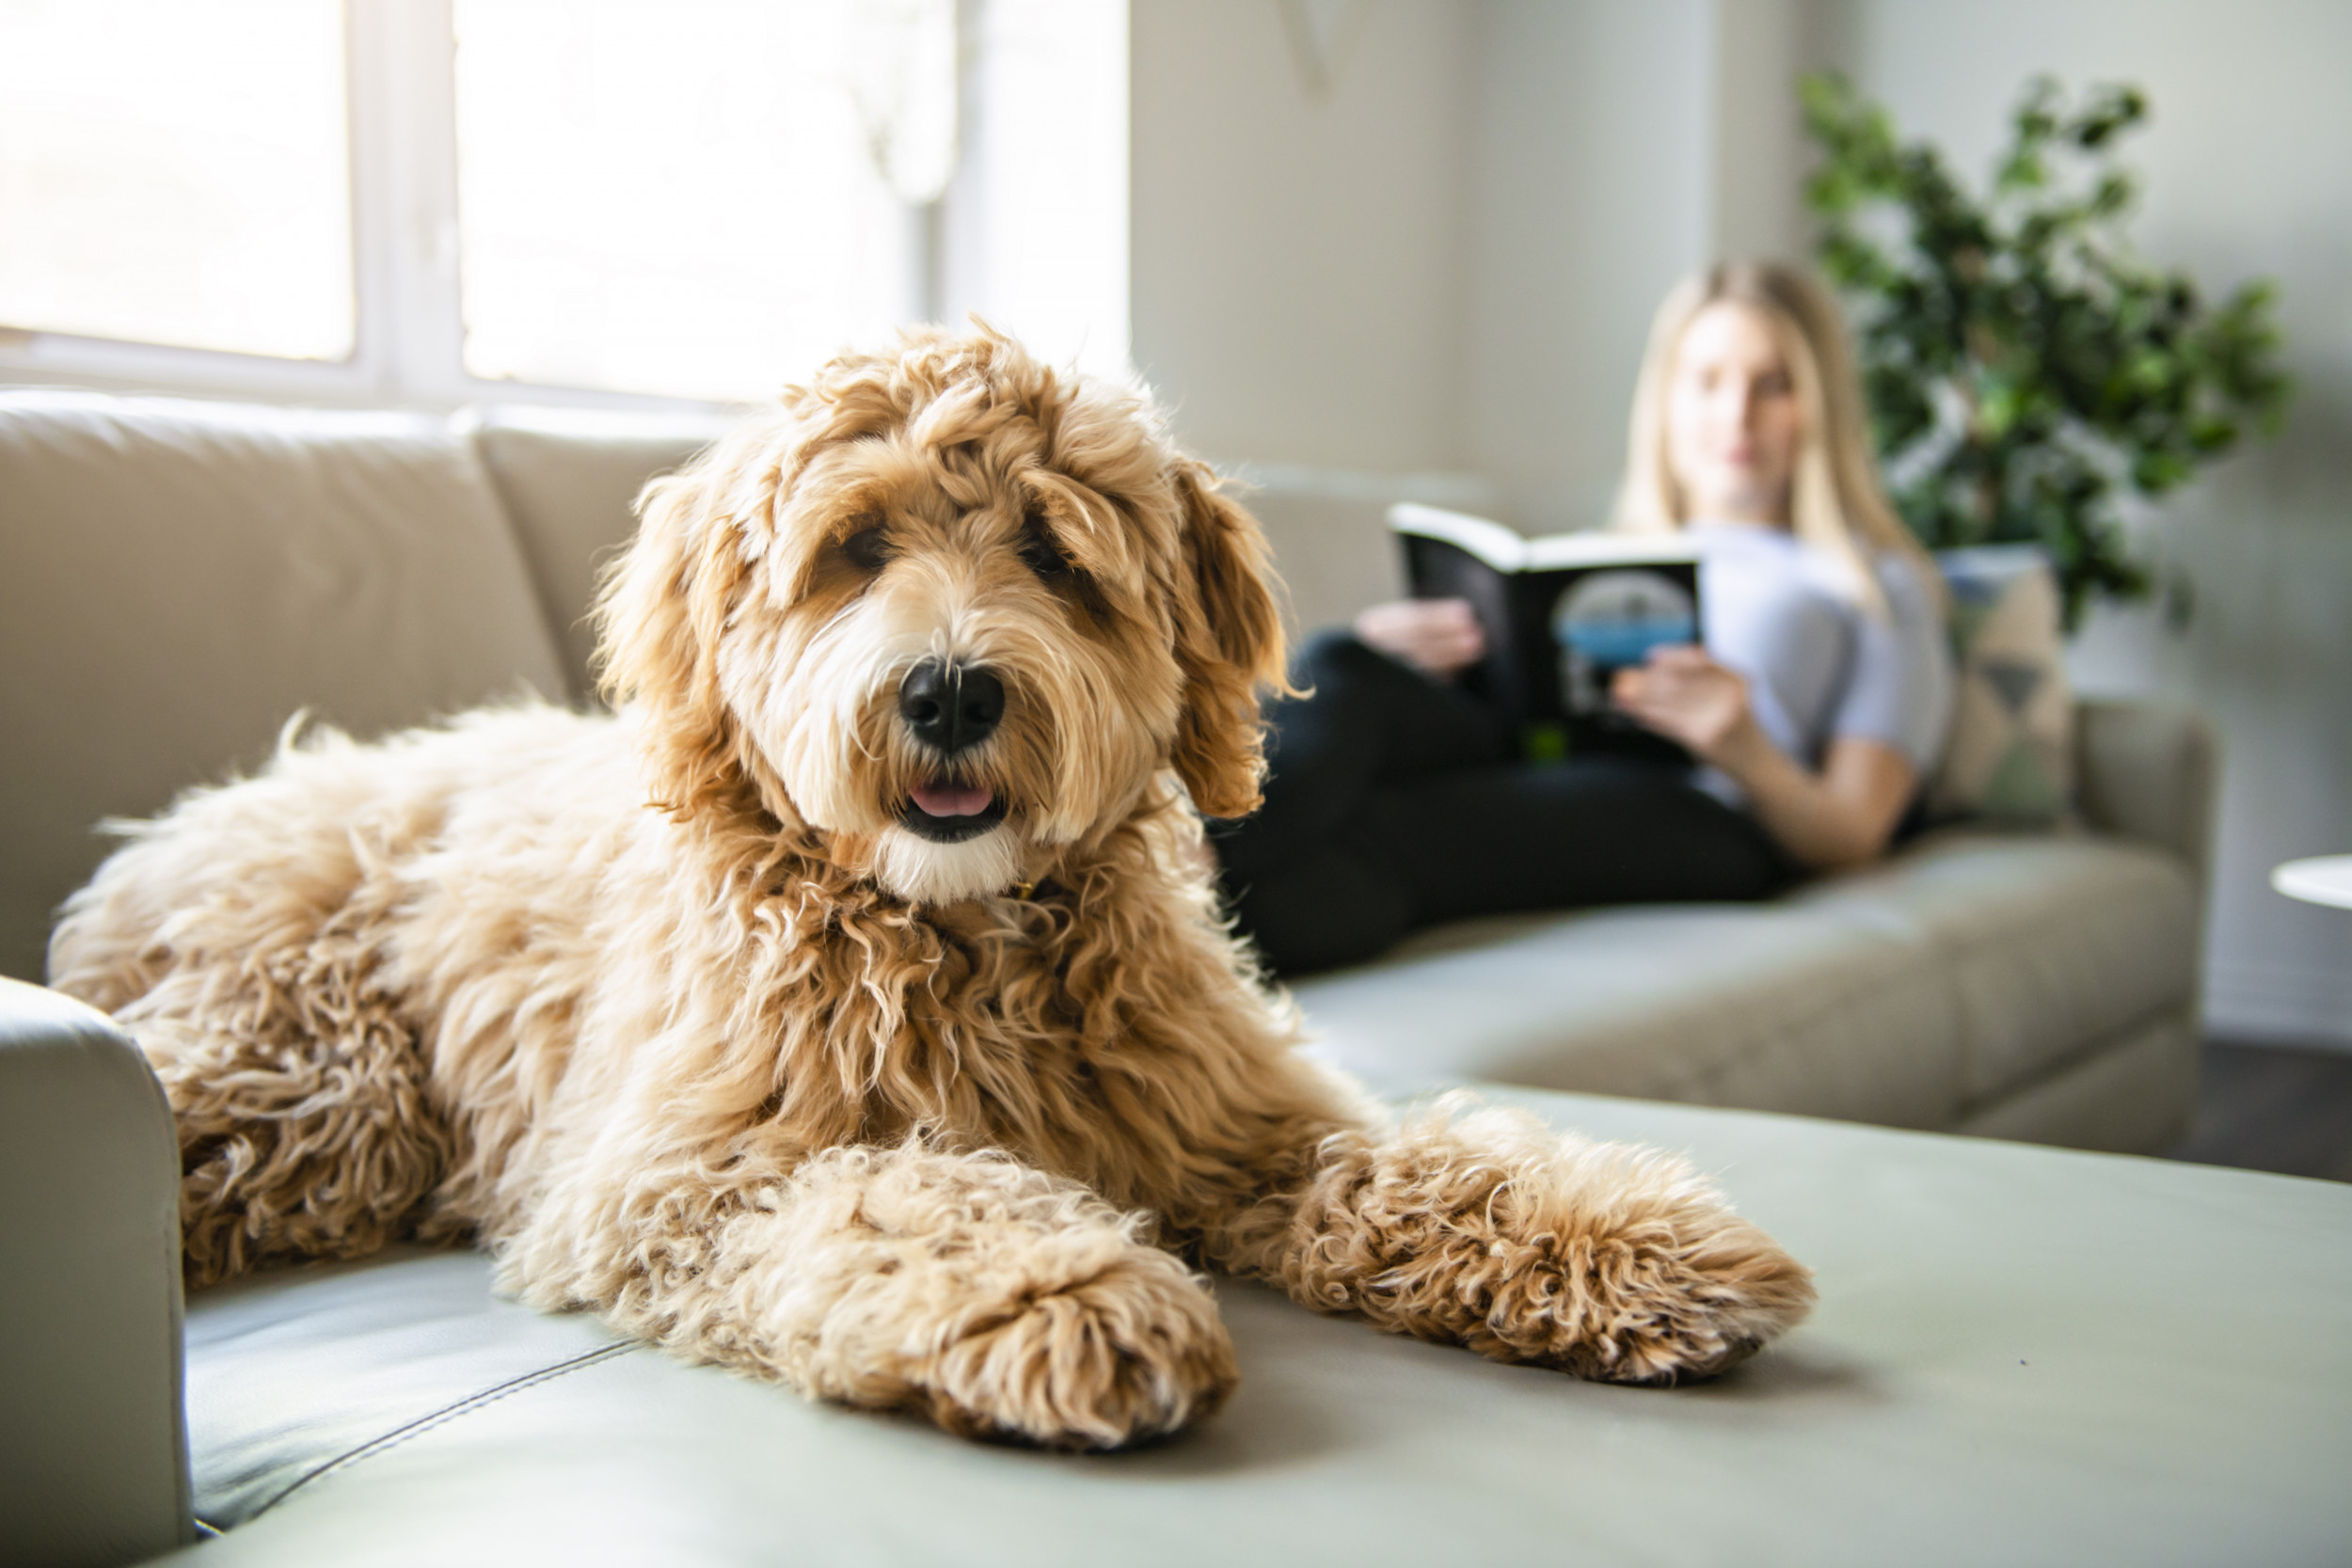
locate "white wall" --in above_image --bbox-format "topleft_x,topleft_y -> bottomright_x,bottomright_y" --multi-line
1460,0 -> 1838,531
1127,0 -> 1475,473
1708,0 -> 1823,263
942,0 -> 1131,381
1462,0 -> 1715,534
1819,0 -> 2352,1045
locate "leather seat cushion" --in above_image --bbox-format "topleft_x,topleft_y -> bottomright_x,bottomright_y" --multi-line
172,1090 -> 2352,1565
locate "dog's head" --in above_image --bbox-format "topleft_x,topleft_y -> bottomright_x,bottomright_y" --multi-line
594,325 -> 1288,905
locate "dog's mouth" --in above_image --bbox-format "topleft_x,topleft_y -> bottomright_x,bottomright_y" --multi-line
899,780 -> 1009,843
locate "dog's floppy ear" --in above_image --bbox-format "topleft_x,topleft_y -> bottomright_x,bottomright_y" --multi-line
593,420 -> 782,822
1168,460 -> 1291,819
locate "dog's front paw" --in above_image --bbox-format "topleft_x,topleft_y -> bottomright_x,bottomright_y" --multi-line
1306,1101 -> 1817,1385
1453,1133 -> 1819,1384
921,1245 -> 1238,1449
1470,1199 -> 1817,1385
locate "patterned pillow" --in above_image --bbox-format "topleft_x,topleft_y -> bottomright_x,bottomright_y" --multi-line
1928,546 -> 2074,825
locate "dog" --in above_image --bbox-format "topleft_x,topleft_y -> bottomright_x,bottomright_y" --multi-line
50,325 -> 1814,1449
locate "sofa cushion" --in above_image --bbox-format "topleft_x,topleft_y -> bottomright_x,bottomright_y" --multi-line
463,406 -> 723,702
170,1092 -> 2352,1565
1952,1012 -> 2199,1154
1292,901 -> 1965,1129
0,391 -> 568,981
1791,830 -> 2200,1108
1289,831 -> 2198,1131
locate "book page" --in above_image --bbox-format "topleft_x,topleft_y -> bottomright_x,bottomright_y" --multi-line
1523,531 -> 1700,571
1387,502 -> 1528,572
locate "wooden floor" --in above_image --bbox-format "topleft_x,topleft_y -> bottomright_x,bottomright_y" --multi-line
2167,1039 -> 2352,1183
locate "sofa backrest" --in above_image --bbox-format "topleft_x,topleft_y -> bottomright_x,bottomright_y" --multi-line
0,391 -> 571,981
464,406 -> 722,702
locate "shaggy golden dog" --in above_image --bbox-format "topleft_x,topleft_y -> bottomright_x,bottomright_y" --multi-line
50,326 -> 1813,1449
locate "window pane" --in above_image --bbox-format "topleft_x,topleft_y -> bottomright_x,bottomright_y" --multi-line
453,0 -> 918,403
962,0 -> 1127,379
0,0 -> 353,360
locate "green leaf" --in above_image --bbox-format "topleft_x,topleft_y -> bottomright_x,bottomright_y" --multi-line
1996,149 -> 2046,192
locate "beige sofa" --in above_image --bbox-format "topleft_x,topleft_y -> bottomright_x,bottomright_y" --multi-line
1,389 -> 2212,1151
11,389 -> 2340,1568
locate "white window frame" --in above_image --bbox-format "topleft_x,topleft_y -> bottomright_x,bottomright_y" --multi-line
0,0 -> 960,413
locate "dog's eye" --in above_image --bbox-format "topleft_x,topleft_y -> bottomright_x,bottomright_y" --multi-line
840,526 -> 892,572
1017,522 -> 1070,581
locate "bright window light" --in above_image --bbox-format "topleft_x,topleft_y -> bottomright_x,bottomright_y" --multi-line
451,0 -> 923,403
0,0 -> 1127,408
961,0 -> 1129,382
0,0 -> 355,361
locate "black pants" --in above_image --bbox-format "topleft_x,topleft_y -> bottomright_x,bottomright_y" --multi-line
1214,631 -> 1795,976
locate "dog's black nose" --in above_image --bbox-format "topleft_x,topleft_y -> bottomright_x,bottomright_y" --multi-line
898,660 -> 1005,755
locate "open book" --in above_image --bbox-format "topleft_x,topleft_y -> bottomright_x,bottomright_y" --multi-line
1388,503 -> 1703,764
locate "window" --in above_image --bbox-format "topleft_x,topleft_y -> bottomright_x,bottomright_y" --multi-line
0,0 -> 1127,409
0,0 -> 354,361
450,0 -> 930,402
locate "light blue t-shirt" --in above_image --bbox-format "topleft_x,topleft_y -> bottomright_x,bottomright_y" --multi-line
1689,521 -> 1953,803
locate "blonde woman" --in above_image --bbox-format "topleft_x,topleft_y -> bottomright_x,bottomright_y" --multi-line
1216,261 -> 1953,975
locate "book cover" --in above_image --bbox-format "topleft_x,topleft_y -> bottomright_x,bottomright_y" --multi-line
1388,503 -> 1702,765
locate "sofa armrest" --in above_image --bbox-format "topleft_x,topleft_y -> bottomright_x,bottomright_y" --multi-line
2074,696 -> 2219,884
0,977 -> 192,1565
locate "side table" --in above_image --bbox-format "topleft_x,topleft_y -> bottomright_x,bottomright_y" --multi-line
2274,855 -> 2352,911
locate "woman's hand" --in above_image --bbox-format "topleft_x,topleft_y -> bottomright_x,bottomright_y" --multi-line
1355,598 -> 1486,679
1614,645 -> 1915,872
1610,645 -> 1758,767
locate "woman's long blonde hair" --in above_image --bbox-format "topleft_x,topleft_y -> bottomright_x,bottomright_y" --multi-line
1613,261 -> 1937,615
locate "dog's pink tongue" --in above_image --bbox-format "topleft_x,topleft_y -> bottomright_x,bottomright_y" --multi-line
911,782 -> 993,818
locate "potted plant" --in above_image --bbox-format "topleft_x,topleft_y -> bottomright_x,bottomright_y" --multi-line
1799,72 -> 2291,629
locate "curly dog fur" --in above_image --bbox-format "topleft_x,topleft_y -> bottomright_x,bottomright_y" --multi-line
50,325 -> 1814,1448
